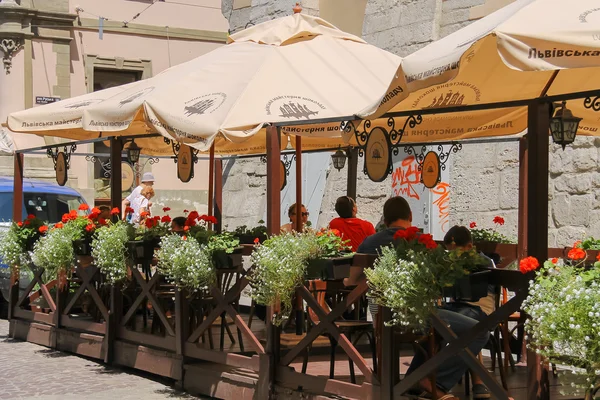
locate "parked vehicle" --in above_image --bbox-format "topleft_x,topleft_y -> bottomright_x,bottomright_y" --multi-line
0,177 -> 88,317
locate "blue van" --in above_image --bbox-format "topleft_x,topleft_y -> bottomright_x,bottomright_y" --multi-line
0,177 -> 88,316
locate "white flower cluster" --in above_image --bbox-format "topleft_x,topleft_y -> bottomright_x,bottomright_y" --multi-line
249,232 -> 319,326
155,234 -> 215,291
91,222 -> 129,284
365,246 -> 438,332
523,260 -> 600,394
31,227 -> 74,280
0,225 -> 28,268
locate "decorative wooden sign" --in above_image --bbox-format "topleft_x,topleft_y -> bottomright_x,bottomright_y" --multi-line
421,151 -> 441,188
364,127 -> 391,182
177,144 -> 194,183
55,152 -> 67,186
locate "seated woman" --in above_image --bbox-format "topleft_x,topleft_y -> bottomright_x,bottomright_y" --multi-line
131,186 -> 154,226
280,203 -> 309,233
328,196 -> 375,252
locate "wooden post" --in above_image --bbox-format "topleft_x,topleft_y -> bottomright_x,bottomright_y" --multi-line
266,126 -> 281,235
208,143 -> 215,227
53,270 -> 68,348
526,102 -> 550,400
517,136 -> 528,260
295,136 -> 302,232
110,138 -> 123,212
9,153 -> 24,323
105,284 -> 122,364
214,158 -> 223,233
380,306 -> 394,399
346,147 -> 358,200
175,289 -> 189,386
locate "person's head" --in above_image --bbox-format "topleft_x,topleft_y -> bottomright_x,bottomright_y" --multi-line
171,216 -> 187,232
141,186 -> 155,200
335,196 -> 357,219
98,205 -> 111,220
383,196 -> 412,227
141,172 -> 155,187
443,225 -> 473,251
288,203 -> 308,225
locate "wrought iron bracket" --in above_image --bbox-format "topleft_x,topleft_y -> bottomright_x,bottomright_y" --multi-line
85,155 -> 112,179
47,144 -> 77,171
403,142 -> 462,186
164,137 -> 199,164
260,153 -> 296,176
584,95 -> 600,112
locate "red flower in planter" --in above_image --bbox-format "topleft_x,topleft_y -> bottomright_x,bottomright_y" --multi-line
596,254 -> 600,262
207,216 -> 218,224
27,214 -> 36,220
79,204 -> 89,211
38,226 -> 48,234
54,222 -> 64,229
24,220 -> 30,226
125,207 -> 134,215
161,215 -> 171,223
85,224 -> 95,232
519,256 -> 539,274
98,218 -> 107,226
469,222 -> 477,229
493,216 -> 505,226
140,211 -> 150,218
162,207 -> 171,212
17,221 -> 23,227
184,226 -> 190,232
183,209 -> 189,214
91,207 -> 101,214
551,258 -> 559,264
110,207 -> 120,215
568,247 -> 586,260
254,237 -> 260,244
188,211 -> 199,221
88,212 -> 99,220
145,218 -> 156,229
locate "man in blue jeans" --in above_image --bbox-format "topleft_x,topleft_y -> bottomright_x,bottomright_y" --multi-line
358,196 -> 490,400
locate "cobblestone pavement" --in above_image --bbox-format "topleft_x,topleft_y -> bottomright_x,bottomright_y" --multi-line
0,320 -> 210,400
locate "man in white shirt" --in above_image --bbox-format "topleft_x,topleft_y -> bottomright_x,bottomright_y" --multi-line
122,172 -> 155,220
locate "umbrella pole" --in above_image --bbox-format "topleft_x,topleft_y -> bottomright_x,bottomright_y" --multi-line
214,158 -> 223,234
208,143 -> 215,227
110,138 -> 123,215
346,147 -> 358,199
12,153 -> 23,222
294,136 -> 304,336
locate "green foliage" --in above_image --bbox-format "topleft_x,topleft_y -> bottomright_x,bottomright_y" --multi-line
91,221 -> 130,284
187,225 -> 216,246
156,234 -> 215,291
577,237 -> 600,251
206,232 -> 240,256
0,223 -> 29,267
134,217 -> 171,241
31,227 -> 74,281
523,259 -> 600,396
470,228 -> 514,244
233,220 -> 267,240
315,229 -> 351,258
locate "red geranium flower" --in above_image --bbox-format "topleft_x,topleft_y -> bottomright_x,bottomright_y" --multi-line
125,207 -> 134,215
85,224 -> 95,232
161,215 -> 172,223
184,226 -> 190,232
183,209 -> 189,214
17,221 -> 23,227
418,233 -> 434,245
254,237 -> 260,244
519,256 -> 539,274
188,211 -> 199,221
98,218 -> 107,225
573,240 -> 582,248
597,253 -> 600,262
393,229 -> 408,240
493,216 -> 505,226
207,216 -> 218,224
469,222 -> 477,229
568,247 -> 586,260
551,258 -> 559,264
38,225 -> 48,234
162,207 -> 171,212
153,216 -> 160,222
110,207 -> 120,215
62,214 -> 70,223
24,220 -> 30,226
91,207 -> 101,214
27,214 -> 36,220
405,226 -> 420,241
54,222 -> 64,229
425,240 -> 438,249
78,204 -> 89,211
145,218 -> 156,228
140,211 -> 150,218
88,212 -> 99,220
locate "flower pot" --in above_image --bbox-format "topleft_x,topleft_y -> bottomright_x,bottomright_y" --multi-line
73,237 -> 92,256
443,270 -> 490,301
306,255 -> 353,281
236,233 -> 267,245
212,247 -> 244,270
128,238 -> 161,262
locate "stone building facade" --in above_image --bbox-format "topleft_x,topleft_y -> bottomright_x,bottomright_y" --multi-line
219,0 -> 600,247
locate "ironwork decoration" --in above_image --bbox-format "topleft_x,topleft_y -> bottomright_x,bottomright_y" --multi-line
404,143 -> 462,188
280,160 -> 286,191
0,37 -> 23,74
584,95 -> 600,112
164,137 -> 199,165
260,153 -> 296,190
85,155 -> 112,179
341,115 -> 423,182
134,157 -> 159,184
47,144 -> 77,186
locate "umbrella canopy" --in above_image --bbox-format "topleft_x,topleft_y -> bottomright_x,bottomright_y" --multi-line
359,0 -> 600,143
8,13 -> 407,155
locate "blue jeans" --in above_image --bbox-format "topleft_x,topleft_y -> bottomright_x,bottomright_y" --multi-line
406,308 -> 490,392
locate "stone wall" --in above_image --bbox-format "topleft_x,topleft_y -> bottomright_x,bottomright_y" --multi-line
219,0 -> 599,247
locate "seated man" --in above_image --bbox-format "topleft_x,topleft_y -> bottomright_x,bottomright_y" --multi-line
358,196 -> 490,400
328,196 -> 375,252
171,216 -> 187,234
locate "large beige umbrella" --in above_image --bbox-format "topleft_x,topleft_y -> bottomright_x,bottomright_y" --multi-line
8,12 -> 407,155
358,0 -> 600,143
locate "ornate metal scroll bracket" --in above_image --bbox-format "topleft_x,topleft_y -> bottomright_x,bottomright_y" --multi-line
584,95 -> 600,112
85,155 -> 112,179
260,153 -> 296,176
0,37 -> 23,74
403,142 -> 462,186
164,137 -> 199,164
47,144 -> 77,171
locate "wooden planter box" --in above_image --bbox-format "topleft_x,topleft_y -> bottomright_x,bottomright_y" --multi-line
212,247 -> 244,270
443,270 -> 490,301
128,238 -> 161,263
474,242 -> 518,268
73,237 -> 93,256
305,255 -> 353,281
236,233 -> 267,245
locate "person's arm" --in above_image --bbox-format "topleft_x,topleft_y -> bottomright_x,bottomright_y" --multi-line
121,198 -> 130,220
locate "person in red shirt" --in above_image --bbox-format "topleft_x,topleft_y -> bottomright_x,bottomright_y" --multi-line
328,196 -> 375,252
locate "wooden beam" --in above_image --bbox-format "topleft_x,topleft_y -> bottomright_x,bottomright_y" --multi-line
347,147 -> 358,200
110,138 -> 123,212
266,126 -> 281,235
12,153 -> 23,222
295,136 -> 302,232
526,102 -> 550,400
214,158 -> 223,233
517,136 -> 528,260
208,143 -> 215,225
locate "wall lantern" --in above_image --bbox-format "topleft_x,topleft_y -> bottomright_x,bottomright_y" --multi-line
331,148 -> 347,171
127,140 -> 141,164
550,101 -> 582,150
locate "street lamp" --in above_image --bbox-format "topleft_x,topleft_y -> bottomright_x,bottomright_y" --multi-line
127,140 -> 141,164
550,101 -> 582,150
331,147 -> 347,171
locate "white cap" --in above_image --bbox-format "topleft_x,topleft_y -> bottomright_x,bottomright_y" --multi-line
141,172 -> 155,183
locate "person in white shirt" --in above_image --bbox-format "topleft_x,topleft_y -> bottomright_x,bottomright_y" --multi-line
131,186 -> 155,225
122,172 -> 155,220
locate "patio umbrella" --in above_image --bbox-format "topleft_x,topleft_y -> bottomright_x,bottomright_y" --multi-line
8,12 -> 407,155
357,0 -> 600,143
